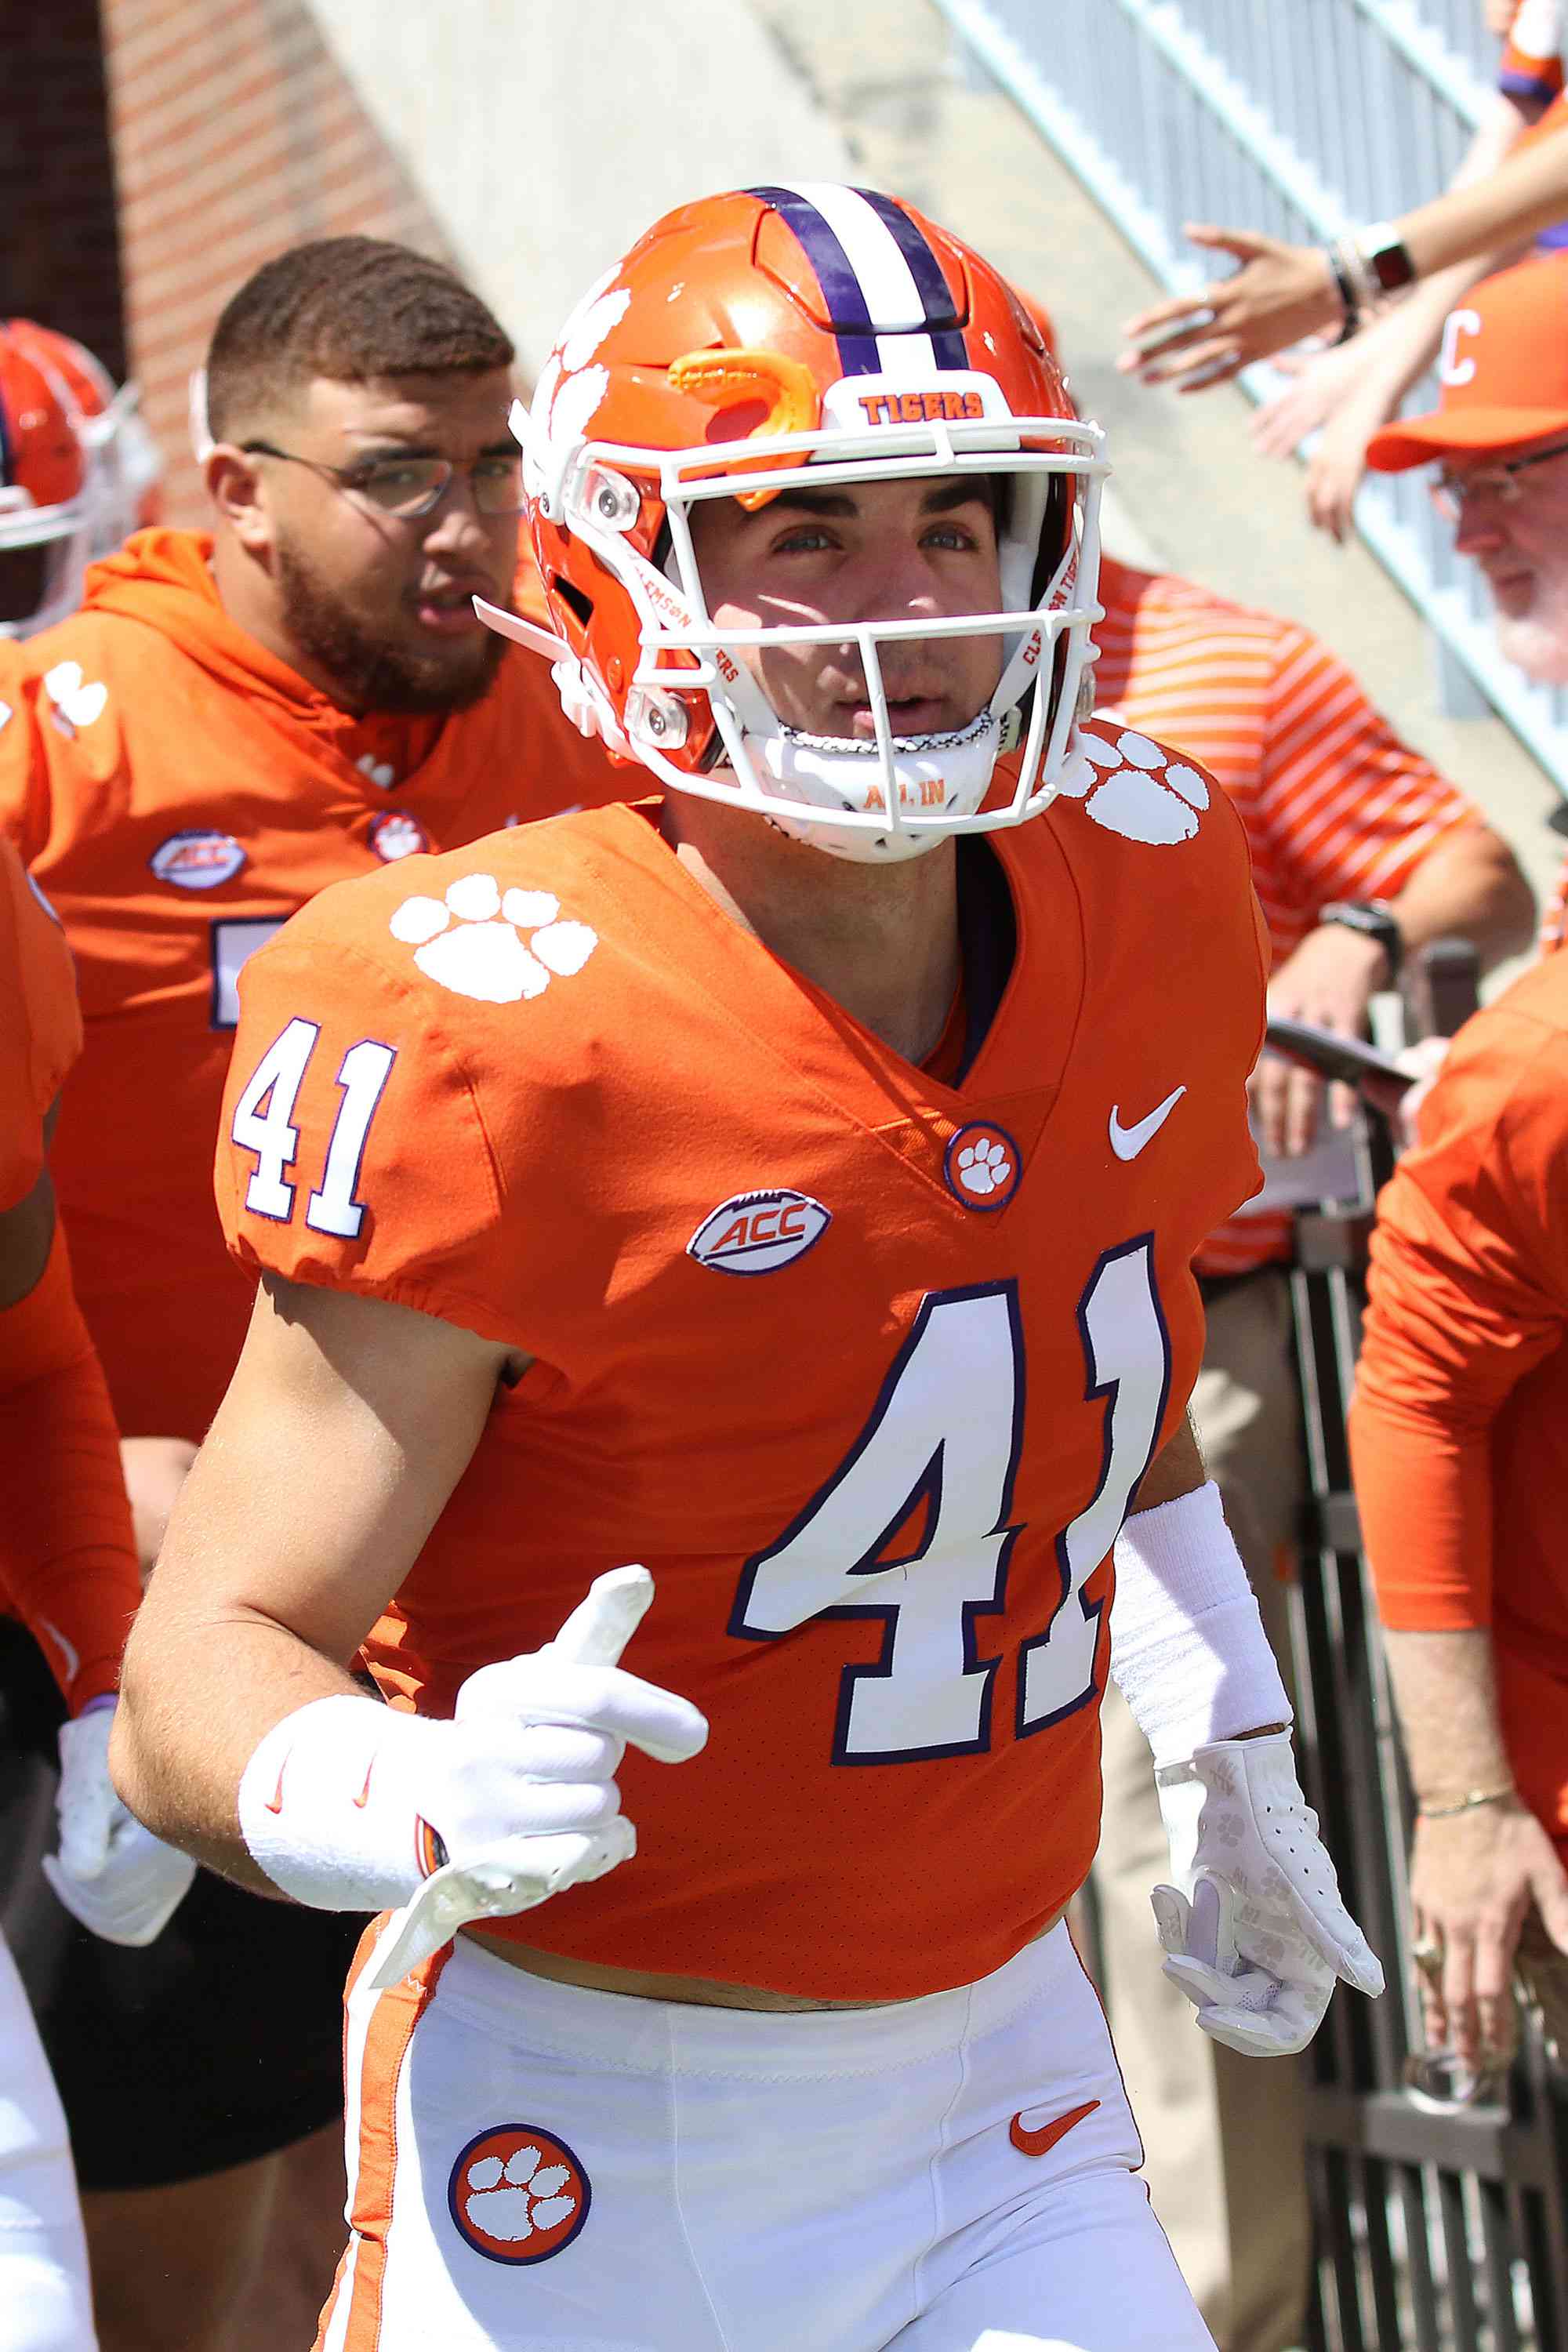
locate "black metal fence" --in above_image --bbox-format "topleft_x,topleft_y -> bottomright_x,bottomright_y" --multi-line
1288,946 -> 1568,2350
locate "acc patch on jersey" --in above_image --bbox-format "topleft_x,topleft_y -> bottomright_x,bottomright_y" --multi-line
149,829 -> 248,891
447,2124 -> 590,2266
369,811 -> 430,862
688,1188 -> 831,1275
944,1121 -> 1020,1211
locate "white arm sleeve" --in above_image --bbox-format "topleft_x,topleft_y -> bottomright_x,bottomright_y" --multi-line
1109,1480 -> 1293,1767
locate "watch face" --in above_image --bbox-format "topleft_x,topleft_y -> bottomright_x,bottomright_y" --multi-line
1370,238 -> 1415,293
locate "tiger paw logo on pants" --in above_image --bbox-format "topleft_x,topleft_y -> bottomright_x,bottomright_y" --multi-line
447,2124 -> 591,2264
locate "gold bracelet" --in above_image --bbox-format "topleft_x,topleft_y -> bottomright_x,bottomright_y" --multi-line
1417,1784 -> 1518,1820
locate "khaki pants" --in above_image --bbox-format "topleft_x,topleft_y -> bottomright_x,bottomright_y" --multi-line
1093,1267 -> 1311,2352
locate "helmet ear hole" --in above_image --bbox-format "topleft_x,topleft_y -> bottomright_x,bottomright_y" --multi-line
550,574 -> 594,637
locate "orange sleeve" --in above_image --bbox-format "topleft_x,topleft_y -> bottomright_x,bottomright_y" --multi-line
1348,1002 -> 1568,1630
0,662 -> 53,869
0,1216 -> 141,1709
216,905 -> 510,1342
0,837 -> 81,1210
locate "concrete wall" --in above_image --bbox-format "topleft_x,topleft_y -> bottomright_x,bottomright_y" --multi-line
102,0 -> 852,523
102,0 -> 460,524
306,0 -> 853,376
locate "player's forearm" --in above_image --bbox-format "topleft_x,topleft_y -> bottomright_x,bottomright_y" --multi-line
1386,826 -> 1537,969
1380,1628 -> 1516,1808
1127,1410 -> 1207,1514
112,1609 -> 365,1892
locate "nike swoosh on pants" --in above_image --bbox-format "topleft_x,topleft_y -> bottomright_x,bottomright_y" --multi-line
1008,2096 -> 1101,2157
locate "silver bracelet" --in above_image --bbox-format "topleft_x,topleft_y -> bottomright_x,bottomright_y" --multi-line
1417,1782 -> 1518,1820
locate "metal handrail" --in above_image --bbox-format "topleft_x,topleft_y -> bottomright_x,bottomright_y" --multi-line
932,0 -> 1568,799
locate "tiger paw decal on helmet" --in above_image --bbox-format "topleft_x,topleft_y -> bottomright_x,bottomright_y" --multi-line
1058,727 -> 1212,846
389,873 -> 597,1004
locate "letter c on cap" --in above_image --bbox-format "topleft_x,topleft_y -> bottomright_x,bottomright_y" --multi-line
1439,307 -> 1482,389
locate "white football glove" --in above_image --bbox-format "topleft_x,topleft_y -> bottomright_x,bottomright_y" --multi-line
1150,1730 -> 1384,2055
240,1567 -> 708,1976
43,1704 -> 198,1947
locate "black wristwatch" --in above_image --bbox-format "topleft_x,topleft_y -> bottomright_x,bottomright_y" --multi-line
1317,898 -> 1403,982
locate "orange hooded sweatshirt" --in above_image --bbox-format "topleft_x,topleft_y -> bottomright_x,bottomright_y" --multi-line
0,529 -> 622,1442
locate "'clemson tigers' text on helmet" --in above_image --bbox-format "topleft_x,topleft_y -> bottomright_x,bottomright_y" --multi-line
0,321 -> 164,639
481,185 -> 1106,862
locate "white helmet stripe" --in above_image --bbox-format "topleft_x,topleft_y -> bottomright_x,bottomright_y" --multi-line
771,180 -> 940,373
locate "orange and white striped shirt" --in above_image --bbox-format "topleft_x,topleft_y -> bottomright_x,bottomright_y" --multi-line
1092,555 -> 1480,1275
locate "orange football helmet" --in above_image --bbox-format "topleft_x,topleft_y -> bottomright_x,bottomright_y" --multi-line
0,321 -> 163,637
481,185 -> 1106,862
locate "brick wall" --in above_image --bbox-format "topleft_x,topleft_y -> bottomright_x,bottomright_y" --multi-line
3,0 -> 126,378
101,0 -> 459,524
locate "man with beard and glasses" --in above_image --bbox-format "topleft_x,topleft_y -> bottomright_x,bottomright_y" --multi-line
0,237 -> 619,2352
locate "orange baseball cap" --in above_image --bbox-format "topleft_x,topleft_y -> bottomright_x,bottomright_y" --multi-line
1366,254 -> 1568,470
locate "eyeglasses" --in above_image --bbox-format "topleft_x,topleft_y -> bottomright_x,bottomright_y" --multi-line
240,442 -> 524,520
1431,434 -> 1568,519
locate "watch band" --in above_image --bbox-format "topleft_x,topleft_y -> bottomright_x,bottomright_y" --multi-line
1355,222 -> 1417,298
1317,898 -> 1403,981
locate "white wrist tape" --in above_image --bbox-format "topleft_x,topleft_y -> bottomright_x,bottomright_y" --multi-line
1109,1481 -> 1292,1766
238,1694 -> 438,1911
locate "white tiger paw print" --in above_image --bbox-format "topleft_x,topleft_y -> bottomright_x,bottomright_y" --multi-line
956,1138 -> 1011,1197
1058,728 -> 1210,846
462,2144 -> 578,2244
43,660 -> 108,735
389,873 -> 597,1004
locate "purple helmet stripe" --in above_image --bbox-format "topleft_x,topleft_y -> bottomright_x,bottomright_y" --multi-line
853,190 -> 970,370
747,186 -> 888,377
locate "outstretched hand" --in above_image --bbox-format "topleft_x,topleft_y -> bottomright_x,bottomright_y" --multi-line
1120,227 -> 1342,390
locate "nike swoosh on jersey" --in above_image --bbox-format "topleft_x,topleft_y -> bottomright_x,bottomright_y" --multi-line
38,1618 -> 81,1687
1009,2096 -> 1101,2158
1108,1085 -> 1186,1161
264,1755 -> 290,1815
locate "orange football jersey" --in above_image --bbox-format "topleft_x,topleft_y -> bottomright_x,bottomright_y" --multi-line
218,722 -> 1266,1999
0,528 -> 621,1443
1351,953 -> 1568,1849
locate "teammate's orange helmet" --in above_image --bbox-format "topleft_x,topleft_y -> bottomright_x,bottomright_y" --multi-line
0,321 -> 163,637
481,185 -> 1107,862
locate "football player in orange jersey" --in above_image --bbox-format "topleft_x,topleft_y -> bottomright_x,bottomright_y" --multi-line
0,821 -> 193,2350
0,319 -> 162,639
116,188 -> 1378,2351
0,240 -> 621,2352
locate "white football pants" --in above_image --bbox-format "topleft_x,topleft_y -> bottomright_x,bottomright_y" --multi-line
315,1920 -> 1214,2352
0,1929 -> 96,2350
